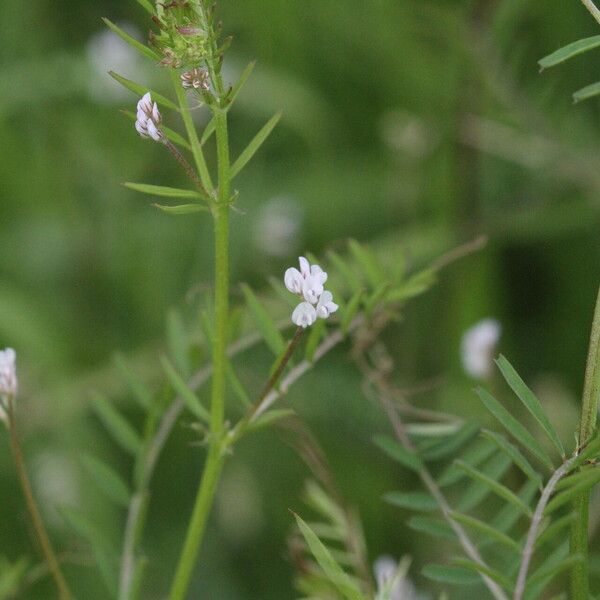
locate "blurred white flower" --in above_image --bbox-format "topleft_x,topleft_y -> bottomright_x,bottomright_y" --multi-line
86,24 -> 143,101
0,348 -> 17,398
292,301 -> 317,328
253,197 -> 303,258
461,318 -> 502,379
374,556 -> 428,600
135,93 -> 164,142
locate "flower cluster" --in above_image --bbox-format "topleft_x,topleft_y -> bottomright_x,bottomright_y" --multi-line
181,67 -> 210,91
285,257 -> 338,328
135,93 -> 164,142
460,318 -> 502,380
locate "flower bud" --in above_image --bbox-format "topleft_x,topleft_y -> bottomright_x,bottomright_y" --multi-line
135,92 -> 164,142
181,67 -> 210,90
0,348 -> 17,397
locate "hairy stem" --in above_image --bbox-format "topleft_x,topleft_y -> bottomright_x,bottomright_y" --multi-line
6,401 -> 73,600
570,285 -> 600,599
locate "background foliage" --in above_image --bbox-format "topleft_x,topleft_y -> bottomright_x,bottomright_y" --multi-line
1,0 -> 600,597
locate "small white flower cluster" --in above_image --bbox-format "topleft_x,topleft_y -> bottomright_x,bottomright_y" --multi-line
461,318 -> 502,380
181,67 -> 210,91
0,348 -> 17,423
285,257 -> 338,328
135,92 -> 164,142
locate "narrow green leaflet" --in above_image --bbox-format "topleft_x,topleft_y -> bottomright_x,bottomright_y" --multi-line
573,81 -> 600,103
113,353 -> 152,410
454,460 -> 533,517
327,251 -> 362,294
124,183 -> 205,200
227,61 -> 256,108
386,269 -> 436,303
167,309 -> 190,376
120,110 -> 191,150
294,514 -> 366,600
456,453 -> 512,512
545,469 -> 600,514
102,19 -> 159,61
246,409 -> 295,433
437,438 -> 496,487
568,434 -> 600,471
160,356 -> 210,423
109,72 -> 179,111
305,319 -> 326,361
481,429 -> 543,489
134,0 -> 154,13
348,240 -> 385,289
230,112 -> 282,179
60,507 -> 118,596
489,479 -> 538,535
538,35 -> 600,69
535,513 -> 576,549
241,284 -> 286,356
496,355 -> 564,456
154,203 -> 209,215
526,553 -> 584,591
226,363 -> 251,407
451,558 -> 513,591
407,516 -> 455,541
449,511 -> 521,552
92,394 -> 142,456
383,491 -> 438,511
421,564 -> 480,585
341,289 -> 363,334
81,454 -> 131,507
475,387 -> 554,470
422,421 -> 479,461
373,434 -> 422,472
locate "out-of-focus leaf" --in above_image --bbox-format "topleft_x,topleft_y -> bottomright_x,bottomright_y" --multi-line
230,112 -> 282,179
305,318 -> 326,361
438,438 -> 496,487
422,564 -> 480,585
348,239 -> 386,288
102,19 -> 159,61
545,468 -> 600,514
422,421 -> 479,461
113,353 -> 152,410
134,0 -> 154,13
451,558 -> 513,591
92,394 -> 142,456
241,284 -> 286,356
81,454 -> 131,507
341,289 -> 364,334
227,61 -> 256,107
327,251 -> 362,294
386,269 -> 436,302
573,81 -> 600,103
383,491 -> 438,511
538,36 -> 600,69
167,309 -> 190,376
373,434 -> 422,472
449,511 -> 521,552
247,409 -> 295,433
535,513 -> 576,549
407,516 -> 456,541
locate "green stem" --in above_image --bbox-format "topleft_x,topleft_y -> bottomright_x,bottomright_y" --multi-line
167,92 -> 231,600
570,285 -> 600,600
6,400 -> 73,600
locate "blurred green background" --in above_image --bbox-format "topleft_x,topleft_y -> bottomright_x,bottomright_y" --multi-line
2,0 -> 600,598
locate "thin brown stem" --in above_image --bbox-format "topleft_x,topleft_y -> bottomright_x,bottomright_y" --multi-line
163,139 -> 212,203
6,400 -> 73,600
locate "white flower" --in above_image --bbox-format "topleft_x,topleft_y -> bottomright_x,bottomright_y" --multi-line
135,92 -> 164,142
316,291 -> 339,319
0,348 -> 17,397
284,256 -> 328,304
374,556 -> 427,600
461,318 -> 502,380
292,302 -> 317,328
181,67 -> 210,90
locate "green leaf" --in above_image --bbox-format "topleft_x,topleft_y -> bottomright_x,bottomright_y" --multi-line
538,35 -> 600,69
545,468 -> 600,514
230,112 -> 282,179
241,284 -> 286,356
373,434 -> 422,472
134,0 -> 154,13
108,72 -> 179,111
160,356 -> 210,423
293,513 -> 365,600
422,421 -> 479,461
383,491 -> 438,511
341,289 -> 364,334
327,251 -> 362,294
535,513 -> 576,549
454,460 -> 533,517
348,239 -> 385,289
154,203 -> 209,215
305,318 -> 326,362
451,558 -> 513,591
449,511 -> 521,552
481,429 -> 543,489
386,269 -> 436,302
496,355 -> 565,457
526,553 -> 584,590
92,394 -> 142,456
124,182 -> 205,200
569,435 -> 600,471
247,409 -> 294,433
407,516 -> 456,541
489,479 -> 539,535
102,18 -> 159,61
227,61 -> 256,108
113,353 -> 152,410
81,454 -> 131,507
60,507 -> 118,596
422,564 -> 480,586
573,81 -> 600,103
120,110 -> 191,150
226,363 -> 251,408
437,438 -> 496,487
475,387 -> 554,470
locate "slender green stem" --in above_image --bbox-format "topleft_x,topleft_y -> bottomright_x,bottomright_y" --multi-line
6,400 -> 73,600
570,285 -> 600,600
